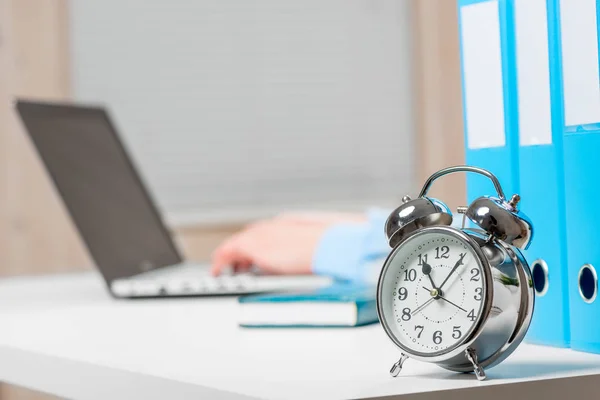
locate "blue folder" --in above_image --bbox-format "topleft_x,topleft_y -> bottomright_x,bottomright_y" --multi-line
458,0 -> 520,203
513,0 -> 569,347
559,0 -> 600,353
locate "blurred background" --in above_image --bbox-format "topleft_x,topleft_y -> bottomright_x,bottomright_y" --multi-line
0,1 -> 463,397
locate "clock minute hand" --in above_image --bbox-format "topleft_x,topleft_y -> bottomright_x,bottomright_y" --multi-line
438,252 -> 466,290
439,296 -> 467,313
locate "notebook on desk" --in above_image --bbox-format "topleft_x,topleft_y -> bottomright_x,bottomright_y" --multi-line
15,100 -> 331,298
238,283 -> 378,327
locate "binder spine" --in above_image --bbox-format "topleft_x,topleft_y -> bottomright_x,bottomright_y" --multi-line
548,0 -> 571,346
459,0 -> 519,202
560,0 -> 600,353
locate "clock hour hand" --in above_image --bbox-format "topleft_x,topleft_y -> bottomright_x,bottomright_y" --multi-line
438,252 -> 466,290
421,260 -> 438,289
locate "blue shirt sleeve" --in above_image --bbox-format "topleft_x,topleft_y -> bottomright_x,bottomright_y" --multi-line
312,209 -> 390,283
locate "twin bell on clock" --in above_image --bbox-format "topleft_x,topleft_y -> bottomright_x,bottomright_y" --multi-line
376,165 -> 534,381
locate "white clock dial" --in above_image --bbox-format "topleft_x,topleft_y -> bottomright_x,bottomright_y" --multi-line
381,229 -> 485,356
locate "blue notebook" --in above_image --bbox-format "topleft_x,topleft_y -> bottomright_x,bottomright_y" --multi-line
237,284 -> 378,327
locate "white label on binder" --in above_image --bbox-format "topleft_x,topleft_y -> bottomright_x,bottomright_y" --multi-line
515,0 -> 552,145
560,0 -> 600,126
461,1 -> 506,149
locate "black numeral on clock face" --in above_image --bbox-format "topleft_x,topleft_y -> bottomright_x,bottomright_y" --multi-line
414,325 -> 424,338
467,309 -> 477,322
398,287 -> 408,301
417,253 -> 428,266
404,269 -> 417,282
435,246 -> 450,259
433,330 -> 442,344
402,308 -> 411,321
452,326 -> 462,339
470,268 -> 480,281
474,287 -> 482,301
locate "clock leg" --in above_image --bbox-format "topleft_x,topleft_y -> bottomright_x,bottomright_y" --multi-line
465,347 -> 486,381
389,353 -> 409,377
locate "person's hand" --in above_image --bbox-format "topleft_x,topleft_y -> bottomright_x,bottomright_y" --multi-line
210,212 -> 366,276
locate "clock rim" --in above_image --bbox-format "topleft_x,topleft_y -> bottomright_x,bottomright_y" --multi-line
376,225 -> 494,363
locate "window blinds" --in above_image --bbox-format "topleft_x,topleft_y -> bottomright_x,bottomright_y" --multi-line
70,0 -> 415,224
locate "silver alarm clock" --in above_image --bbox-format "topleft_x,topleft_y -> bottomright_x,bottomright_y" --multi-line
377,166 -> 534,380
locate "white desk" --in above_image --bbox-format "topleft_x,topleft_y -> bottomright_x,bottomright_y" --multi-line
1,272 -> 600,400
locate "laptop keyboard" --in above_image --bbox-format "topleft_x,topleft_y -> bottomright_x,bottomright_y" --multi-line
110,265 -> 332,297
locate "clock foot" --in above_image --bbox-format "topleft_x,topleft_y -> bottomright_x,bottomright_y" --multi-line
389,353 -> 409,377
465,347 -> 486,381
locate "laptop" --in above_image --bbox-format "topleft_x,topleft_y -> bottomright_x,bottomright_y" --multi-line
15,100 -> 331,298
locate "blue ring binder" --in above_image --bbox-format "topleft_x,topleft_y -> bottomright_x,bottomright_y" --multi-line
560,0 -> 600,354
514,0 -> 570,348
458,0 -> 520,204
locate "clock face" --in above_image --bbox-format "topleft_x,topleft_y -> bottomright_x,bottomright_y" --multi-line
378,228 -> 486,356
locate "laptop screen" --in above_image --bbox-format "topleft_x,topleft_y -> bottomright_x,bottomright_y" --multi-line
16,101 -> 182,282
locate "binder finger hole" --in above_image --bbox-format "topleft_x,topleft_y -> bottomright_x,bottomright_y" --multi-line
532,260 -> 549,297
578,264 -> 598,304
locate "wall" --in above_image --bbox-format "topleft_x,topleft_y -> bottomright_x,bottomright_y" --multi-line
69,0 -> 416,221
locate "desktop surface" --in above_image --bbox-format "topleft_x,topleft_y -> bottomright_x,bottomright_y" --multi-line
1,272 -> 600,400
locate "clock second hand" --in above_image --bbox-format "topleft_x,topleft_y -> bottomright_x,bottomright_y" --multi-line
411,297 -> 435,316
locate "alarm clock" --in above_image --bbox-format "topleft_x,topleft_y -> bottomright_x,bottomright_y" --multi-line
376,166 -> 534,381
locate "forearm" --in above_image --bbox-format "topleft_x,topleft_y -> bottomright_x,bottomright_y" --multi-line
312,209 -> 390,283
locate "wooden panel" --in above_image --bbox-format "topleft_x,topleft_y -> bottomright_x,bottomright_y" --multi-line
10,0 -> 70,98
0,386 -> 60,400
412,0 -> 466,211
0,0 -> 11,275
0,0 -> 92,276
